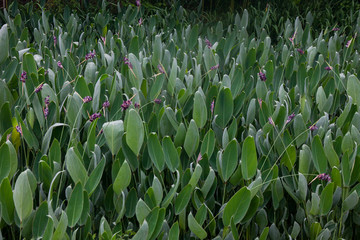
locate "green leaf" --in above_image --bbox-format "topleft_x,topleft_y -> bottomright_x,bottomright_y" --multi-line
148,133 -> 165,171
125,188 -> 138,218
188,212 -> 207,239
152,177 -> 163,206
65,147 -> 88,185
188,164 -> 202,188
280,145 -> 296,171
0,178 -> 14,224
136,199 -> 151,224
103,120 -> 124,156
0,102 -> 12,134
162,170 -> 180,208
298,173 -> 307,201
343,191 -> 359,211
223,186 -> 251,226
168,58 -> 177,96
85,157 -> 106,196
201,169 -> 215,198
347,75 -> 360,106
184,119 -> 199,157
129,53 -> 143,90
52,211 -> 68,240
132,220 -> 149,240
41,123 -> 69,154
193,91 -> 207,128
168,222 -> 179,240
162,136 -> 179,172
175,184 -> 193,215
32,201 -> 49,238
214,87 -> 233,128
113,161 -> 131,195
126,109 -> 144,156
221,139 -> 238,182
241,136 -> 257,180
320,182 -> 334,215
0,24 -> 9,64
311,135 -> 328,173
200,129 -> 215,158
6,141 -> 17,180
13,171 -> 33,222
86,119 -> 97,155
66,182 -> 84,227
0,143 -> 10,182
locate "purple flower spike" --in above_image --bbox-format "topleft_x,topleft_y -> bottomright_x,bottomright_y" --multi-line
205,38 -> 212,49
85,50 -> 96,60
297,48 -> 304,55
43,106 -> 49,119
44,95 -> 50,105
286,113 -> 295,124
324,66 -> 332,71
123,57 -> 133,69
89,113 -> 101,122
35,83 -> 44,93
346,39 -> 352,48
83,96 -> 93,103
157,64 -> 165,74
309,124 -> 318,131
197,153 -> 202,163
258,98 -> 263,109
57,61 -> 63,69
136,0 -> 141,7
154,98 -> 162,104
53,36 -> 57,45
332,27 -> 340,31
102,100 -> 110,108
268,117 -> 275,126
138,18 -> 143,26
210,64 -> 219,70
16,125 -> 22,136
121,100 -> 132,111
134,102 -> 140,108
259,71 -> 266,81
20,71 -> 27,83
210,100 -> 215,114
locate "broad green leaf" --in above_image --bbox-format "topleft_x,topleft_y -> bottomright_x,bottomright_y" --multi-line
125,188 -> 138,218
168,58 -> 177,96
6,141 -> 17,179
0,143 -> 10,182
13,171 -> 33,221
200,129 -> 215,158
221,139 -> 238,182
0,102 -> 12,134
32,201 -> 48,238
129,53 -> 143,90
0,178 -> 14,224
168,222 -> 179,240
193,91 -> 207,128
86,119 -> 97,155
148,133 -> 165,171
132,220 -> 148,240
188,212 -> 207,239
241,136 -> 257,180
65,147 -> 88,185
103,120 -> 124,156
113,161 -> 131,195
343,191 -> 359,211
184,120 -> 199,157
188,164 -> 202,188
136,199 -> 151,224
126,109 -> 144,156
41,123 -> 69,154
0,24 -> 9,64
52,211 -> 68,240
214,87 -> 233,128
201,169 -> 215,198
298,173 -> 307,201
280,145 -> 296,171
347,75 -> 360,106
320,182 -> 334,215
85,157 -> 106,196
311,135 -> 328,173
162,136 -> 179,172
175,184 -> 192,215
66,182 -> 84,227
152,177 -> 163,206
162,170 -> 180,208
223,186 -> 251,225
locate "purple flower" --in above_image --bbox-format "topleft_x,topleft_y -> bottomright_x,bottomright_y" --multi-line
324,66 -> 332,71
57,61 -> 63,69
346,39 -> 352,48
332,27 -> 340,31
85,50 -> 96,60
20,71 -> 27,83
16,125 -> 22,136
289,32 -> 296,44
89,113 -> 101,122
136,0 -> 141,7
154,99 -> 162,104
83,96 -> 93,103
210,64 -> 219,70
138,18 -> 143,26
197,153 -> 202,163
44,95 -> 50,105
101,36 -> 106,44
286,113 -> 295,124
268,117 -> 275,126
99,129 -> 104,135
102,100 -> 110,108
43,106 -> 49,119
258,98 -> 263,109
210,100 -> 215,114
157,64 -> 165,74
205,38 -> 212,49
317,173 -> 331,182
309,124 -> 318,131
259,71 -> 266,81
53,36 -> 57,45
35,83 -> 43,93
297,48 -> 304,55
134,102 -> 140,108
123,57 -> 133,69
121,100 -> 132,111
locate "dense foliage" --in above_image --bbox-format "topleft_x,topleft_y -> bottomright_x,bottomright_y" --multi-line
1,0 -> 360,239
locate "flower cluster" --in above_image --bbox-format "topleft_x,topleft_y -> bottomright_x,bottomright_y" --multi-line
136,0 -> 141,7
154,98 -> 162,104
83,96 -> 93,103
57,61 -> 63,69
157,64 -> 165,74
286,113 -> 295,124
44,95 -> 50,119
297,48 -> 304,55
210,100 -> 215,114
138,18 -> 143,26
258,98 -> 263,109
259,71 -> 266,81
44,95 -> 50,105
205,38 -> 212,49
289,32 -> 296,44
268,117 -> 275,126
20,71 -> 27,83
134,102 -> 140,108
102,100 -> 110,108
53,36 -> 57,45
317,173 -> 331,182
90,113 -> 101,122
210,64 -> 219,70
121,100 -> 132,111
85,50 -> 96,60
196,153 -> 202,163
16,125 -> 22,136
346,39 -> 352,48
332,27 -> 340,31
35,83 -> 44,93
309,124 -> 318,131
123,57 -> 133,69
324,66 -> 332,71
